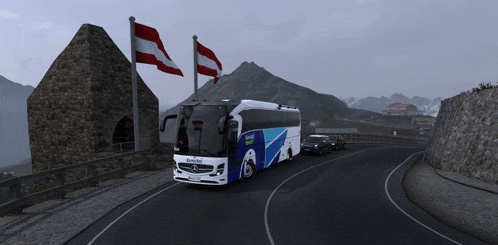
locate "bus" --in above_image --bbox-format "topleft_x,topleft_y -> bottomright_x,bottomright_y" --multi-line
160,99 -> 301,185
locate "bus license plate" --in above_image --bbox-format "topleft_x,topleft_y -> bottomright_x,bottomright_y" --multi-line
188,176 -> 201,181
304,149 -> 310,151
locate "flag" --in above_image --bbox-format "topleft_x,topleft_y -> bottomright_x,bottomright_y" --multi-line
134,22 -> 183,76
196,41 -> 222,84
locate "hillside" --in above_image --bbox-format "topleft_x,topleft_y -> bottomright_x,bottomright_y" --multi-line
162,61 -> 353,120
0,75 -> 34,167
341,93 -> 443,117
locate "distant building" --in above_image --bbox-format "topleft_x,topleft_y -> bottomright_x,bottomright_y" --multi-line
310,121 -> 322,127
382,103 -> 422,116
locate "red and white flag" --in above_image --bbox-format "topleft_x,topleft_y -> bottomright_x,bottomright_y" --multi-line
197,41 -> 222,84
134,22 -> 183,76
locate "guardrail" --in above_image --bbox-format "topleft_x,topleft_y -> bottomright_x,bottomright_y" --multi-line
301,133 -> 428,146
0,149 -> 152,215
112,142 -> 135,152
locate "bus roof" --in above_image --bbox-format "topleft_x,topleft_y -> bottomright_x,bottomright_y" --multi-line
180,100 -> 240,107
180,99 -> 299,111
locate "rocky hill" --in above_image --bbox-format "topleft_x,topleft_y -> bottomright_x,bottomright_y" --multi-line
0,75 -> 34,167
162,61 -> 353,120
341,93 -> 443,117
0,76 -> 35,100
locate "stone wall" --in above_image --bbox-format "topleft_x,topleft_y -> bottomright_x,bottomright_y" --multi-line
425,88 -> 498,184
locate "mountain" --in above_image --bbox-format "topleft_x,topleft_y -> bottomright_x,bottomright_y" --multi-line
341,93 -> 443,117
162,61 -> 353,121
0,75 -> 35,100
0,75 -> 34,167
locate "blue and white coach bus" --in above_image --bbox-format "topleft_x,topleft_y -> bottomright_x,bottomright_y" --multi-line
160,99 -> 301,185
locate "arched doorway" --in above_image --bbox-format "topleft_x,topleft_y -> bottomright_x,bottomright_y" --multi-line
112,116 -> 134,152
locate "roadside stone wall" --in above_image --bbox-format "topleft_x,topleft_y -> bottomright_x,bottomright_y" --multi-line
425,88 -> 498,184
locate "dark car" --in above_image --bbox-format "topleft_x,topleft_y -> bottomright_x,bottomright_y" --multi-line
330,134 -> 346,150
300,135 -> 332,155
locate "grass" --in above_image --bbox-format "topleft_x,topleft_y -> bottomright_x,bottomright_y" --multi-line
467,82 -> 498,94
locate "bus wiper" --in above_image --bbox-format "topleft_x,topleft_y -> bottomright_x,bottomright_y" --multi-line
200,149 -> 217,157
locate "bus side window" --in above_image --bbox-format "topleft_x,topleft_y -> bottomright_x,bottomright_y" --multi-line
229,120 -> 238,130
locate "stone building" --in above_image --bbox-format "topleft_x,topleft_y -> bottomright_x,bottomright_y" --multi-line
27,23 -> 159,177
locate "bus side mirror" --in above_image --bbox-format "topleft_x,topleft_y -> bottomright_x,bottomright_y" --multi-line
218,115 -> 234,134
159,115 -> 178,144
160,115 -> 177,132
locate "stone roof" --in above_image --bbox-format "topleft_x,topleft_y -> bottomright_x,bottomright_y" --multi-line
28,23 -> 156,104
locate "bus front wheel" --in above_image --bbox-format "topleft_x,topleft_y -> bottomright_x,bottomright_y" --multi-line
241,162 -> 256,181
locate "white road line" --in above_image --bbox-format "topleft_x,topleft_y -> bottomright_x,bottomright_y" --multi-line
264,148 -> 373,245
384,152 -> 462,245
88,182 -> 182,245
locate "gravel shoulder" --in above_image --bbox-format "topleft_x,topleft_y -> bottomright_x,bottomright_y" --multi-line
0,167 -> 175,245
402,158 -> 498,245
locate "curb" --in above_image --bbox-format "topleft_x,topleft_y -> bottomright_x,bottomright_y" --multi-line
436,170 -> 498,195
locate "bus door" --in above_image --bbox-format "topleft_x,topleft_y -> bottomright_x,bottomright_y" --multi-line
227,120 -> 241,172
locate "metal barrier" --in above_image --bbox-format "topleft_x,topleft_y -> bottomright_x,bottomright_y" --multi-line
0,149 -> 152,215
301,133 -> 428,146
112,142 -> 135,152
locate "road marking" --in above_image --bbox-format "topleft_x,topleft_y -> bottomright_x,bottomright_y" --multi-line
264,148 -> 375,245
384,152 -> 462,245
88,182 -> 182,245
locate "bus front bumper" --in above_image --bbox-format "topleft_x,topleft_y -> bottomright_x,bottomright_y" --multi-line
173,155 -> 228,185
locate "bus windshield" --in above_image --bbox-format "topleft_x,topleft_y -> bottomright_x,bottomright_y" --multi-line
174,105 -> 228,157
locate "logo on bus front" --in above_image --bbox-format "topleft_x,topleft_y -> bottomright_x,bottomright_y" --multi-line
245,133 -> 255,145
186,158 -> 203,163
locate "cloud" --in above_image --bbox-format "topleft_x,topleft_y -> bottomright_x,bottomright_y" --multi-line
0,10 -> 20,20
371,55 -> 407,67
32,22 -> 53,30
355,0 -> 374,6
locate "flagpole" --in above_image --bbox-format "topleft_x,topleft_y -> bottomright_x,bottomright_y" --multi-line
129,16 -> 140,151
193,35 -> 198,101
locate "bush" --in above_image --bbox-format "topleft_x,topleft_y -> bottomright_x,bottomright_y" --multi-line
467,82 -> 498,94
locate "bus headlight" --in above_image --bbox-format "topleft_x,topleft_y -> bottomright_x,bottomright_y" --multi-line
314,144 -> 318,148
210,164 -> 225,177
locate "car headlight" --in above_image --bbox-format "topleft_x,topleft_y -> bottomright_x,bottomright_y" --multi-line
332,143 -> 335,145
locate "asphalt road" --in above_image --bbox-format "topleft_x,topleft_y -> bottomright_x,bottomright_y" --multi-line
66,144 -> 487,245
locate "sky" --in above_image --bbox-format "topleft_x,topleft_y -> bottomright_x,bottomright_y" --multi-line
1,0 -> 498,112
